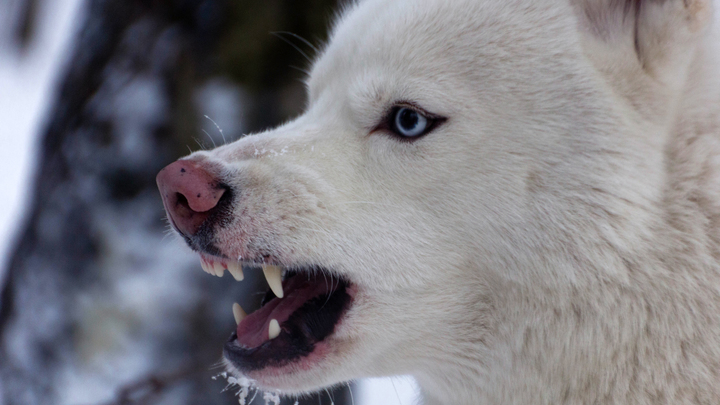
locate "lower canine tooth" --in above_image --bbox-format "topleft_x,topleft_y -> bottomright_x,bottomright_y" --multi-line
262,264 -> 284,298
232,303 -> 246,325
268,319 -> 280,340
227,262 -> 244,281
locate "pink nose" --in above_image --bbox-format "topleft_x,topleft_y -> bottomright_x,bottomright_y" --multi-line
156,160 -> 227,236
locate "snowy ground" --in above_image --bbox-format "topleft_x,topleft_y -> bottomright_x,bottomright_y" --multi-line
0,1 -> 421,404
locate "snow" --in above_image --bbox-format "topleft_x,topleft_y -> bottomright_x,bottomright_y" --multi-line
262,391 -> 281,405
0,0 -> 85,274
358,376 -> 421,405
216,363 -> 420,405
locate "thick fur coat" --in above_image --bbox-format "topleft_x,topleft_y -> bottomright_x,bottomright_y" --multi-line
163,0 -> 720,403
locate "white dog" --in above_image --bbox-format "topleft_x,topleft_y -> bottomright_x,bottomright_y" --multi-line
156,0 -> 720,403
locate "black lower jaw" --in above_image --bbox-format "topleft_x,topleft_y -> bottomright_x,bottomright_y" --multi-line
223,280 -> 352,372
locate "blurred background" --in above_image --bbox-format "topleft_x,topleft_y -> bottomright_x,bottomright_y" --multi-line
0,0 -> 420,404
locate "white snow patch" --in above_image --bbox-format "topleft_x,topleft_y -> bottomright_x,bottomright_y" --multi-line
218,372 -> 254,405
358,376 -> 421,405
262,390 -> 281,405
218,371 -> 297,405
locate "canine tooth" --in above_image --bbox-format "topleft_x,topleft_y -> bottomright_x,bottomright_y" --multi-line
262,264 -> 284,298
268,319 -> 280,340
232,303 -> 246,325
227,262 -> 244,281
213,262 -> 225,277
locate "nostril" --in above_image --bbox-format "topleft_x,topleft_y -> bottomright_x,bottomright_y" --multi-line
156,159 -> 229,237
175,192 -> 192,214
216,185 -> 231,205
177,192 -> 188,206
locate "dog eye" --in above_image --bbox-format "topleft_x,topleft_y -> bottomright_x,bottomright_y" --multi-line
391,107 -> 431,138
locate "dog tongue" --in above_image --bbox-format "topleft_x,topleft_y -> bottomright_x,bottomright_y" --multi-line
236,274 -> 334,348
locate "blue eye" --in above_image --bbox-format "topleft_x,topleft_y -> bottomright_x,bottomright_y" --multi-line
392,107 -> 429,138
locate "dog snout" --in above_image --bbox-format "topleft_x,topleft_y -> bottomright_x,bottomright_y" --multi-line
156,159 -> 228,236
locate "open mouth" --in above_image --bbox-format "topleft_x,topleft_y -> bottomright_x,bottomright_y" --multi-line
198,255 -> 353,372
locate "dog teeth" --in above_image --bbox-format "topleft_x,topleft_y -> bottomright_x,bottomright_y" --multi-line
213,262 -> 226,277
200,260 -> 212,275
232,303 -> 246,325
200,258 -> 246,280
201,259 -> 279,297
262,264 -> 284,298
227,262 -> 244,281
268,319 -> 280,340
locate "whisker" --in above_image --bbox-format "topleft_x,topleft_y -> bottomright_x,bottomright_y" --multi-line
209,360 -> 227,369
204,115 -> 227,145
346,382 -> 355,405
193,137 -> 206,150
202,129 -> 217,148
288,65 -> 312,76
390,377 -> 404,405
249,387 -> 259,404
271,31 -> 313,64
274,30 -> 320,54
320,272 -> 335,309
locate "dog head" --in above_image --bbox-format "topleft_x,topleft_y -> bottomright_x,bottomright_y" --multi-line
157,0 -> 715,399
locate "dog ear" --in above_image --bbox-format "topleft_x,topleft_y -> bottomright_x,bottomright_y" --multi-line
571,0 -> 712,82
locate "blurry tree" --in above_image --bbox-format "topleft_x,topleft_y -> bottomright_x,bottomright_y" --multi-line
0,0 -> 350,404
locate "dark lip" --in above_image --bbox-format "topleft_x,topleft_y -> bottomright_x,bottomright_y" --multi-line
181,218 -> 226,256
223,330 -> 306,372
223,278 -> 353,373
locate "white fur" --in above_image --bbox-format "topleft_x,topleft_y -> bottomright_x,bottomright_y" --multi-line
190,0 -> 720,403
